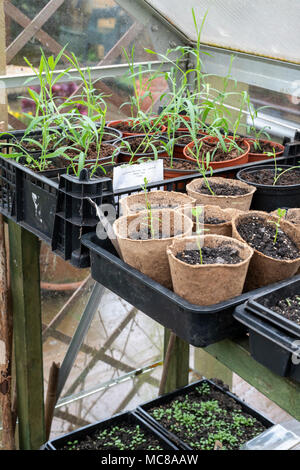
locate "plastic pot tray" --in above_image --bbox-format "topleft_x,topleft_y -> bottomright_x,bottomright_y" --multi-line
42,410 -> 179,450
135,378 -> 274,450
234,304 -> 300,383
246,275 -> 300,338
81,233 -> 300,348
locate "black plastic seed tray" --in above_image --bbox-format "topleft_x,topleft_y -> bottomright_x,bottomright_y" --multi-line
81,233 -> 300,348
234,304 -> 300,382
135,378 -> 274,450
42,410 -> 179,450
246,275 -> 300,338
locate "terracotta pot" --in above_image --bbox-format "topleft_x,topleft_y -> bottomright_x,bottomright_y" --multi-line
183,136 -> 250,169
120,190 -> 196,216
107,119 -> 166,137
246,138 -> 284,162
186,176 -> 256,211
232,210 -> 300,290
167,234 -> 254,305
176,204 -> 244,237
113,209 -> 193,288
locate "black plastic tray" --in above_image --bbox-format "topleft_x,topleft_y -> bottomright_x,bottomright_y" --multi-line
246,275 -> 300,338
42,410 -> 179,450
135,378 -> 274,450
81,233 -> 300,348
234,304 -> 300,382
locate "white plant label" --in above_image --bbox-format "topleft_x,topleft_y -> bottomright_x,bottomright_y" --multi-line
113,159 -> 164,191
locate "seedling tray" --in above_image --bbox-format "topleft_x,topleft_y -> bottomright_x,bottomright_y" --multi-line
80,233 -> 300,348
135,378 -> 274,450
234,304 -> 300,382
246,275 -> 300,338
42,410 -> 179,450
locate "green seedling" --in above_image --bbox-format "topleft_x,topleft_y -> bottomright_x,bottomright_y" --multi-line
268,208 -> 287,244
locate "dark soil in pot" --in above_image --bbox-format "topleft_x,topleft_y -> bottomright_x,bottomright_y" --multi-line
64,142 -> 117,161
148,381 -> 266,450
175,245 -> 243,265
187,137 -> 248,162
204,216 -> 226,224
248,140 -> 283,154
195,181 -> 249,197
241,168 -> 300,186
260,294 -> 300,326
62,422 -> 164,450
120,135 -> 163,154
163,157 -> 198,171
236,215 -> 300,260
111,121 -> 153,133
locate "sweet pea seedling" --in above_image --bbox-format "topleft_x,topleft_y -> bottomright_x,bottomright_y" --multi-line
268,208 -> 287,245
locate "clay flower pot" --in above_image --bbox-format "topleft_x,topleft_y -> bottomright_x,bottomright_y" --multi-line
246,138 -> 284,162
232,211 -> 300,290
113,209 -> 193,288
186,176 -> 256,211
176,204 -> 244,237
167,234 -> 254,305
183,136 -> 250,170
120,190 -> 196,216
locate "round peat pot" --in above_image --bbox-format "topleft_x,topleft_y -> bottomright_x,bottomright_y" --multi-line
107,119 -> 166,137
115,134 -> 168,163
113,209 -> 193,289
245,138 -> 284,163
183,136 -> 250,169
120,190 -> 196,216
186,176 -> 256,211
236,165 -> 300,212
167,234 -> 254,306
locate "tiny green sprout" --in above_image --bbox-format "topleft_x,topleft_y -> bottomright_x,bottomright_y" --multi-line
268,208 -> 286,245
141,177 -> 155,239
286,298 -> 292,307
192,206 -> 204,264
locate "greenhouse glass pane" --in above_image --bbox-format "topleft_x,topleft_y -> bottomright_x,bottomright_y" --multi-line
146,0 -> 300,64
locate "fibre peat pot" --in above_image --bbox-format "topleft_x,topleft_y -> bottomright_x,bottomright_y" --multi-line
234,304 -> 300,383
232,211 -> 300,290
245,274 -> 300,337
42,410 -> 179,450
176,204 -> 243,236
135,378 -> 274,450
119,190 -> 196,216
113,209 -> 193,289
80,233 -> 297,347
186,176 -> 256,211
236,165 -> 300,212
167,235 -> 253,306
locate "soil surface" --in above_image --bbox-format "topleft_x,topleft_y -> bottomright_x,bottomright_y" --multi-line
61,422 -> 164,450
129,224 -> 181,240
147,381 -> 266,450
121,136 -> 164,154
187,138 -> 247,162
64,142 -> 117,161
204,216 -> 227,224
111,121 -> 159,133
174,132 -> 205,147
164,158 -> 198,171
249,140 -> 282,154
236,216 -> 300,260
241,168 -> 300,186
176,245 -> 242,265
195,181 -> 249,196
260,294 -> 300,326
